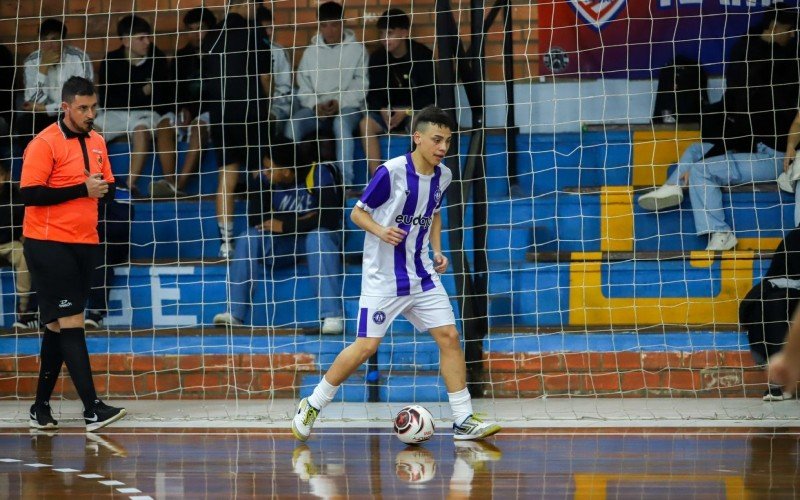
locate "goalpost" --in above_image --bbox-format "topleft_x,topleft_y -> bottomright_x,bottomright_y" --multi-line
0,0 -> 798,425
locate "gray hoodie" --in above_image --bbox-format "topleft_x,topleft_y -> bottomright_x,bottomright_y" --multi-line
295,29 -> 368,111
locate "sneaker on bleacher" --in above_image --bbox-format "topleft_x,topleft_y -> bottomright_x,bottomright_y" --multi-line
321,317 -> 344,335
637,184 -> 684,211
219,241 -> 234,259
705,231 -> 737,251
149,179 -> 186,199
763,386 -> 793,401
84,310 -> 104,329
13,311 -> 39,330
213,312 -> 243,327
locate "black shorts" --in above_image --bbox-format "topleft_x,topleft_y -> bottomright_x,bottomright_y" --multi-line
24,238 -> 98,325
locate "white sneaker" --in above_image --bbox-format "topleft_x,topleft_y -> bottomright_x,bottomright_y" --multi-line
637,184 -> 684,211
219,241 -> 234,259
705,231 -> 737,251
213,312 -> 242,326
452,415 -> 501,441
321,317 -> 344,335
291,398 -> 319,442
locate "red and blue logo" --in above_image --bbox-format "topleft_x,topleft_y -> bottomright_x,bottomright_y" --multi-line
568,0 -> 626,30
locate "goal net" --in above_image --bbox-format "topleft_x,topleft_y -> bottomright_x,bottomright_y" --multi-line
0,0 -> 798,424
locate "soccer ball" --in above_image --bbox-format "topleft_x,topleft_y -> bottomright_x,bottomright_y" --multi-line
393,405 -> 435,444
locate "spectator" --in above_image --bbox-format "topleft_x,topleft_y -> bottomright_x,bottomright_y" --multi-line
0,159 -> 36,329
288,1 -> 367,186
96,14 -> 181,199
213,142 -> 345,335
202,0 -> 272,259
637,7 -> 800,251
16,19 -> 93,146
172,7 -> 217,195
740,228 -> 800,401
0,44 -> 15,158
256,5 -> 294,125
360,9 -> 435,175
85,188 -> 134,329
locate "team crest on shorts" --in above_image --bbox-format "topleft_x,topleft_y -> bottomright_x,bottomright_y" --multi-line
372,311 -> 386,324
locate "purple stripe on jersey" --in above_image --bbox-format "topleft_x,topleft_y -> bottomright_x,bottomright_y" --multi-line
357,307 -> 368,337
359,166 -> 391,209
393,155 -> 418,296
415,166 -> 441,292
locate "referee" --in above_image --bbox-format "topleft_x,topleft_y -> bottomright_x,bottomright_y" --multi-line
22,76 -> 126,431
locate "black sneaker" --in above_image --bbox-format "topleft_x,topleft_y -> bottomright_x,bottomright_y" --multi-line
14,312 -> 39,330
84,311 -> 104,329
84,400 -> 127,432
763,387 -> 792,401
29,401 -> 58,429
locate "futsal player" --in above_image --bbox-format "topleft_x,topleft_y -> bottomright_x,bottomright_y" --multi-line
22,76 -> 126,431
292,105 -> 501,441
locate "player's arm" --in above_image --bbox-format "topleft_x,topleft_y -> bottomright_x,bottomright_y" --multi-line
350,205 -> 406,246
429,211 -> 448,273
768,304 -> 800,392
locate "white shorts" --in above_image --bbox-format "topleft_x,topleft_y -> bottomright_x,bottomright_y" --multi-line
95,109 -> 175,142
356,287 -> 456,338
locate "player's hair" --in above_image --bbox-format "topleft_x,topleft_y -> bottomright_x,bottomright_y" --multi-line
412,106 -> 455,133
40,18 -> 67,40
62,76 -> 95,103
184,7 -> 217,29
117,14 -> 152,37
264,142 -> 308,170
256,5 -> 273,25
318,2 -> 343,21
377,9 -> 410,31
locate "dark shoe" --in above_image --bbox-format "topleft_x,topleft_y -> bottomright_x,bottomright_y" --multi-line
763,387 -> 793,401
84,311 -> 104,329
84,400 -> 127,432
14,312 -> 39,330
29,401 -> 58,429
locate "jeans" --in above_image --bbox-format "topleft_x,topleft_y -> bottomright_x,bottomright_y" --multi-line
286,106 -> 362,185
228,227 -> 343,323
664,141 -> 782,235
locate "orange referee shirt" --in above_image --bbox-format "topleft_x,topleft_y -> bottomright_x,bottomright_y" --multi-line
21,120 -> 114,244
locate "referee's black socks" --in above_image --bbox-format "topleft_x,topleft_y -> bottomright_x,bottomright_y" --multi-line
34,326 -> 63,405
59,327 -> 98,409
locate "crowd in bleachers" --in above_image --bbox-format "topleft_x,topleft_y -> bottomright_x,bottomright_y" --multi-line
0,1 -> 438,333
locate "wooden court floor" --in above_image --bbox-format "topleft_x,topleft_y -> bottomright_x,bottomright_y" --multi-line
0,428 -> 798,498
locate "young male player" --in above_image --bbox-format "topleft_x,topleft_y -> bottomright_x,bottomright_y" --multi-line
292,105 -> 501,441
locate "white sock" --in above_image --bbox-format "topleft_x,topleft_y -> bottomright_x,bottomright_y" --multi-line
218,223 -> 233,243
307,376 -> 339,411
448,387 -> 473,426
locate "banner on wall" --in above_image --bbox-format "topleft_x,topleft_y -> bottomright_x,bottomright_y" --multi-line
538,0 -> 791,78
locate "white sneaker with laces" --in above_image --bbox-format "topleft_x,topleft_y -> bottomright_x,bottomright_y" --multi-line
637,184 -> 684,211
219,241 -> 234,259
321,317 -> 344,335
213,312 -> 242,326
291,398 -> 319,442
705,231 -> 737,251
452,415 -> 501,441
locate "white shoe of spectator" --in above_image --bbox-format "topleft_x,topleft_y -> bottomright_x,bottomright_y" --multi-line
219,241 -> 234,259
321,317 -> 344,335
705,231 -> 737,251
637,184 -> 684,211
213,312 -> 242,327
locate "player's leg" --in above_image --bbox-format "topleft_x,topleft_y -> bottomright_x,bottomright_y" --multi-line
406,290 -> 501,440
292,295 -> 405,441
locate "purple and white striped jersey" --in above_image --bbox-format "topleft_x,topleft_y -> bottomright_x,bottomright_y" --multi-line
355,153 -> 452,297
